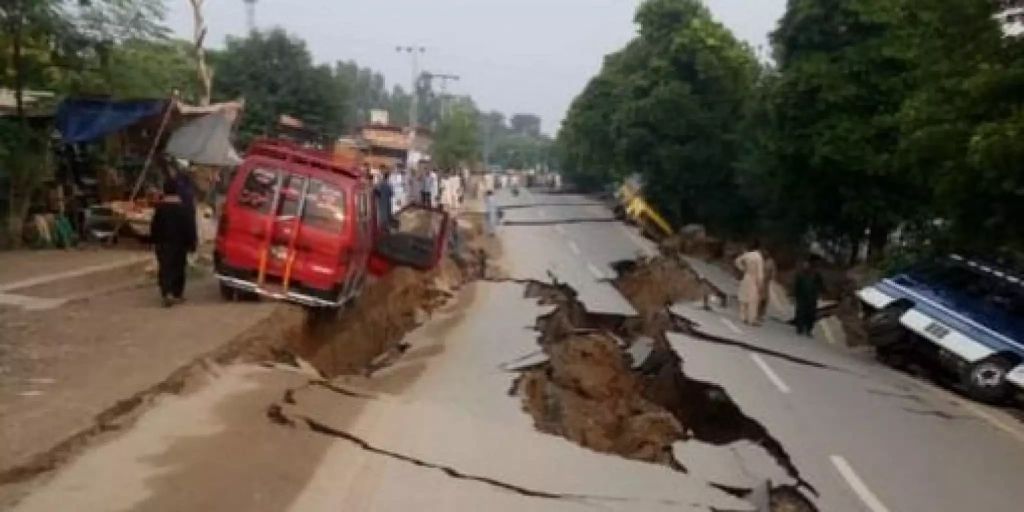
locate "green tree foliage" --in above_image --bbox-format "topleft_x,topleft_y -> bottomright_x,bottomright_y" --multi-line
213,29 -> 346,143
1,0 -> 170,102
479,110 -> 552,170
99,39 -> 200,99
561,0 -> 1024,257
752,0 -> 927,252
433,103 -> 481,170
897,0 -> 1024,252
559,0 -> 758,230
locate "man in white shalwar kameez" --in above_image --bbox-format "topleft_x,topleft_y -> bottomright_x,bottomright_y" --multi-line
734,241 -> 765,326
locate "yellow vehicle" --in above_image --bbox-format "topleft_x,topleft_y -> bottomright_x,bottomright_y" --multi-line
615,181 -> 673,238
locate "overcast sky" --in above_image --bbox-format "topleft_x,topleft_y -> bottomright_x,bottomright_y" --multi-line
165,0 -> 786,135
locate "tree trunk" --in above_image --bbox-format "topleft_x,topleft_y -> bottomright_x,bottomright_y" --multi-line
867,223 -> 891,262
11,1 -> 26,120
189,0 -> 213,105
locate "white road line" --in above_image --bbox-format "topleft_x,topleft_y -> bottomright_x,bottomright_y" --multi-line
586,263 -> 606,280
750,354 -> 791,394
830,455 -> 892,512
568,241 -> 581,256
720,317 -> 744,335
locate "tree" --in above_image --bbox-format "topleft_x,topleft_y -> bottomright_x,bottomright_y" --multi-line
187,0 -> 213,105
213,29 -> 346,143
559,0 -> 758,231
433,103 -> 481,169
896,0 -> 1024,252
749,0 -> 925,256
510,113 -> 541,136
99,39 -> 201,99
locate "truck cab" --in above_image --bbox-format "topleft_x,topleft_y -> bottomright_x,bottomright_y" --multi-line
857,255 -> 1024,402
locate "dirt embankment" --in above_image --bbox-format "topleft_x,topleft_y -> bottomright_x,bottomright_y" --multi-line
511,257 -> 818,512
659,227 -> 879,346
239,216 -> 493,379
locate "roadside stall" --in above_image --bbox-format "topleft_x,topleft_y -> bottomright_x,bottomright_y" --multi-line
52,97 -> 243,244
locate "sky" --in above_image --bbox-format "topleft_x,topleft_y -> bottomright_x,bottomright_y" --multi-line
165,0 -> 786,135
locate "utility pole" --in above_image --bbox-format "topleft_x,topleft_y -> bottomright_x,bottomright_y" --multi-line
243,0 -> 257,33
395,45 -> 425,130
422,72 -> 460,119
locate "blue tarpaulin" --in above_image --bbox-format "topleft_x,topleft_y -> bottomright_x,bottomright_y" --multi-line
55,99 -> 166,143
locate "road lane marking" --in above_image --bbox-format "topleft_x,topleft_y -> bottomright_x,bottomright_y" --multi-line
538,209 -> 548,219
830,455 -> 892,512
720,317 -> 744,335
750,354 -> 791,394
587,263 -> 606,280
568,241 -> 581,256
554,225 -> 565,234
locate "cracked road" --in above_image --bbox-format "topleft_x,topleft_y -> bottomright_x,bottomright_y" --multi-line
11,189 -> 1024,511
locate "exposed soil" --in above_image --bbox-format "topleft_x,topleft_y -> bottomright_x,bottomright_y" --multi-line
517,332 -> 685,467
510,257 -> 819,512
610,257 -> 704,318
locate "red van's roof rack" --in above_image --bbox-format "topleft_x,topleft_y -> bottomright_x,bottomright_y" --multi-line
246,138 -> 361,178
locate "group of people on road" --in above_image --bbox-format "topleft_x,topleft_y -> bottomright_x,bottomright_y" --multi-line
734,241 -> 823,336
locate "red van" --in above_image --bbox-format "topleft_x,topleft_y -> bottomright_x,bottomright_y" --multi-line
215,139 -> 375,307
215,138 -> 450,308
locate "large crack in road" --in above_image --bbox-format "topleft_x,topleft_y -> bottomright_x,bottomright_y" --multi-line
504,257 -> 820,511
257,227 -> 819,510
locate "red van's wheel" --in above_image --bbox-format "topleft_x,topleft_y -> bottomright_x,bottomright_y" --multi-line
219,283 -> 237,301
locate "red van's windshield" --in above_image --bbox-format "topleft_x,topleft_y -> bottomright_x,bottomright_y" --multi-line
236,167 -> 346,232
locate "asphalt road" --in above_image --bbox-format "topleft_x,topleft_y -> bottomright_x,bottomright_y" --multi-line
11,188 -> 1024,512
500,188 -> 1024,512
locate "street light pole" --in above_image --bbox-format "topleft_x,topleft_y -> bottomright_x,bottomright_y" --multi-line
395,45 -> 425,129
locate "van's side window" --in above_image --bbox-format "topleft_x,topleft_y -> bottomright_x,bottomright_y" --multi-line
238,168 -> 278,213
303,179 -> 345,232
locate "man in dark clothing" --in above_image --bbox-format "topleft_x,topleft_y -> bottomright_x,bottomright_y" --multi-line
150,180 -> 197,307
793,257 -> 824,336
375,171 -> 394,232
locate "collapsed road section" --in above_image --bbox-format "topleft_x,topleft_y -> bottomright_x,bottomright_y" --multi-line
264,253 -> 819,511
508,256 -> 820,512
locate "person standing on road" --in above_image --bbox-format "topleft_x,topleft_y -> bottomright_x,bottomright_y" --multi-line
375,170 -> 394,232
426,168 -> 440,208
420,170 -> 433,207
793,257 -> 824,336
734,241 -> 765,325
150,180 -> 197,307
758,250 -> 777,323
390,164 -> 406,213
485,190 -> 499,236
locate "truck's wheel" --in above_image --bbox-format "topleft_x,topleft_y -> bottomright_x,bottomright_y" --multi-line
962,356 -> 1013,403
866,304 -> 909,349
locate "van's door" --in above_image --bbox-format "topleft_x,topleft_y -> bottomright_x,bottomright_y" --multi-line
258,172 -> 307,287
368,205 -> 450,276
